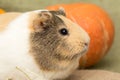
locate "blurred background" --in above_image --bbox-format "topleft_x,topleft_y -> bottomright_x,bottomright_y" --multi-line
0,0 -> 120,73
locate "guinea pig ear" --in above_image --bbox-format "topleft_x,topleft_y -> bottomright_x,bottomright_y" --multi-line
58,7 -> 66,16
33,11 -> 52,32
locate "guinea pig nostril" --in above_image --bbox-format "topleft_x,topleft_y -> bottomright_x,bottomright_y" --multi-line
84,43 -> 88,46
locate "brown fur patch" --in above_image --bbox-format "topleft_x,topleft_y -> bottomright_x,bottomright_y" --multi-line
0,12 -> 21,32
29,11 -> 73,71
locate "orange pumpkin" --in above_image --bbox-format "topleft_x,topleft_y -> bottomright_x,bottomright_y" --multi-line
0,9 -> 5,14
47,3 -> 114,68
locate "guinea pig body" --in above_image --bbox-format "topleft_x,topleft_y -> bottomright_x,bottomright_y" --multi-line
0,10 -> 90,80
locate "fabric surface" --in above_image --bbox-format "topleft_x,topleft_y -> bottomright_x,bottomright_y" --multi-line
67,70 -> 120,80
0,0 -> 120,73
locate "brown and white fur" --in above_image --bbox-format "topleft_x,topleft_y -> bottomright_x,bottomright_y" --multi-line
0,9 -> 90,80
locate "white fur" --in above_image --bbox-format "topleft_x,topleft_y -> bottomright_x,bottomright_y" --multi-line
0,12 -> 47,80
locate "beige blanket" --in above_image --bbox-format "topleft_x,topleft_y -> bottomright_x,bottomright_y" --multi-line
67,70 -> 120,80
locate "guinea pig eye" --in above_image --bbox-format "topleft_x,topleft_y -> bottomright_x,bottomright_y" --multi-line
59,28 -> 68,36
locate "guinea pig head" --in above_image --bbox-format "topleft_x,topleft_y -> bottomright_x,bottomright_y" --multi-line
29,9 -> 90,71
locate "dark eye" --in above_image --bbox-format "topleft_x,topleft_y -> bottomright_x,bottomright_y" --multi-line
59,28 -> 68,35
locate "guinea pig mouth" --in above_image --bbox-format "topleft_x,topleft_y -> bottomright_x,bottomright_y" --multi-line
81,46 -> 88,55
72,46 -> 88,59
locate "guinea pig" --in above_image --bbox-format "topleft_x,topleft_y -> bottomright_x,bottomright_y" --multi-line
0,9 -> 90,80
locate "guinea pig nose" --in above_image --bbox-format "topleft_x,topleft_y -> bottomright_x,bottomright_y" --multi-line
84,42 -> 88,46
